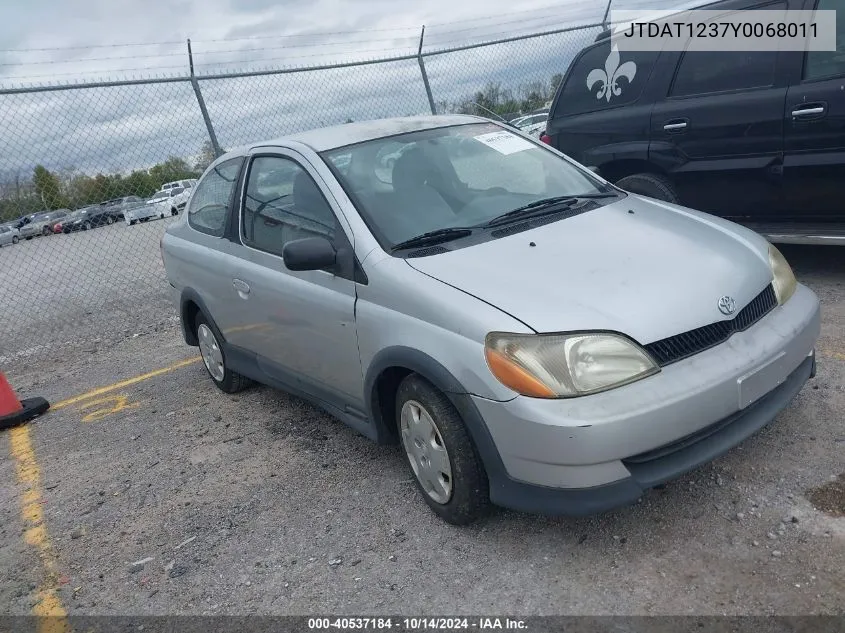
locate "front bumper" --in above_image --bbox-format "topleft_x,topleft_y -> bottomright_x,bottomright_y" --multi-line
469,283 -> 820,516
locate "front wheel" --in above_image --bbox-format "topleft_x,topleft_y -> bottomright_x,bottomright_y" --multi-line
106,216 -> 115,225
128,220 -> 136,226
83,222 -> 92,231
11,236 -> 18,244
615,172 -> 679,204
396,375 -> 489,525
42,227 -> 51,236
195,313 -> 251,394
171,207 -> 178,216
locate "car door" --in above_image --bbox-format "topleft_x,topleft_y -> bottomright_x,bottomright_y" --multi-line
225,150 -> 364,409
779,0 -> 845,221
648,0 -> 793,220
182,157 -> 247,338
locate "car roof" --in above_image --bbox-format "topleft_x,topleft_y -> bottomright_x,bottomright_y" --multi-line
240,114 -> 486,155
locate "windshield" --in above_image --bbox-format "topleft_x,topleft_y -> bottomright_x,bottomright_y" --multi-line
321,122 -> 616,249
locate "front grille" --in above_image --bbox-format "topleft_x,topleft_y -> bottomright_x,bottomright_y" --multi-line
644,284 -> 778,366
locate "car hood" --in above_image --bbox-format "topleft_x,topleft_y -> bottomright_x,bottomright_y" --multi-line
405,195 -> 774,345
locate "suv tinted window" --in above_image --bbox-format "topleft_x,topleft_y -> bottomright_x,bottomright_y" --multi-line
670,50 -> 778,96
554,43 -> 658,116
188,158 -> 243,237
805,0 -> 845,79
242,156 -> 337,258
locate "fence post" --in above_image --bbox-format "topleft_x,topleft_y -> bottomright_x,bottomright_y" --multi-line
601,0 -> 613,29
187,39 -> 223,158
417,26 -> 437,115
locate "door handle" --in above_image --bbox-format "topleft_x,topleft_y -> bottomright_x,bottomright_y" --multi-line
791,106 -> 825,118
232,279 -> 250,295
663,121 -> 688,131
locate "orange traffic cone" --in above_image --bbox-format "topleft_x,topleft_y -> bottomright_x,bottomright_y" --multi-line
0,372 -> 49,431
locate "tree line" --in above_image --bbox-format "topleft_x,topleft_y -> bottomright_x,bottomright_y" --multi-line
0,141 -> 217,223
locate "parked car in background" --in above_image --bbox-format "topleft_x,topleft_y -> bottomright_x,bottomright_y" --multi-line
161,179 -> 197,193
100,196 -> 145,221
510,111 -> 548,131
127,187 -> 190,225
161,115 -> 819,525
0,224 -> 20,247
543,0 -> 845,244
18,209 -> 69,239
60,206 -> 116,232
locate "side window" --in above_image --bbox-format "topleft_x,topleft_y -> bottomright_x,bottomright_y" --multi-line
187,158 -> 243,237
669,2 -> 785,97
805,0 -> 845,80
242,156 -> 337,259
554,43 -> 659,116
670,50 -> 778,96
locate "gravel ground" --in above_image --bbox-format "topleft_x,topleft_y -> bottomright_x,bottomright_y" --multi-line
0,244 -> 843,616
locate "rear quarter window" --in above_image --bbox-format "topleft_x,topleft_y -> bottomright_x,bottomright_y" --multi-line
553,43 -> 658,117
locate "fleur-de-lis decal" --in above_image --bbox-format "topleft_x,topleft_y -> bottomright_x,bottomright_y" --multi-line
586,45 -> 637,103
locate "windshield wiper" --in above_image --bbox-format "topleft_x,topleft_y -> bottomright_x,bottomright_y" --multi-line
390,227 -> 474,252
483,193 -> 619,227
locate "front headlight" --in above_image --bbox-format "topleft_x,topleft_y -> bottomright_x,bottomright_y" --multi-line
485,332 -> 659,399
768,245 -> 797,305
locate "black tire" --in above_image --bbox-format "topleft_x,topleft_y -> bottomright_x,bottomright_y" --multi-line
615,172 -> 679,204
171,207 -> 178,216
83,222 -> 92,231
129,220 -> 136,226
12,236 -> 18,243
194,312 -> 251,394
42,227 -> 51,236
395,375 -> 489,525
160,213 -> 165,220
106,216 -> 115,225
25,236 -> 32,240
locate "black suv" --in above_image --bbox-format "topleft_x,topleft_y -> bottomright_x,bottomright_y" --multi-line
544,0 -> 844,244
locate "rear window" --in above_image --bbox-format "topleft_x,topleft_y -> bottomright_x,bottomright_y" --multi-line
553,42 -> 658,117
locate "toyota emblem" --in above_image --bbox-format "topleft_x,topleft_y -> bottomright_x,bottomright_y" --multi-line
718,295 -> 737,316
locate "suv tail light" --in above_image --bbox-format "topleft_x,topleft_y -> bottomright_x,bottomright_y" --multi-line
540,133 -> 552,145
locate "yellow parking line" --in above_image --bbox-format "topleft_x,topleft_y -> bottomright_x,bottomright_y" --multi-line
9,426 -> 70,633
51,357 -> 200,411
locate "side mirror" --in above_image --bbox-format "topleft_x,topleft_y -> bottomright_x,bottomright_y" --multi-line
282,237 -> 336,271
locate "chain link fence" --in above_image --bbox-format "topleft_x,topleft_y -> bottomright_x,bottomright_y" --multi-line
0,21 -> 603,360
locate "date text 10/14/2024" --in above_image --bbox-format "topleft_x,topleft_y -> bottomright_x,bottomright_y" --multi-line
307,618 -> 529,630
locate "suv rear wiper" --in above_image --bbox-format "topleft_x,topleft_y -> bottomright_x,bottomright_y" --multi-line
390,227 -> 474,252
483,193 -> 618,227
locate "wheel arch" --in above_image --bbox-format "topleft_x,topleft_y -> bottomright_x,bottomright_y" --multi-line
179,288 -> 217,347
598,158 -> 668,183
362,347 -> 507,487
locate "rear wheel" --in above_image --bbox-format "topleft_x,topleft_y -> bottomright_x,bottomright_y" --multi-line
615,172 -> 679,204
171,207 -> 178,216
129,220 -> 136,226
195,313 -> 251,394
83,221 -> 92,231
396,375 -> 489,525
11,236 -> 18,244
106,216 -> 115,225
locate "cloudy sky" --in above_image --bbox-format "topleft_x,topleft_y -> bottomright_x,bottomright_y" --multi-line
0,0 -> 686,180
